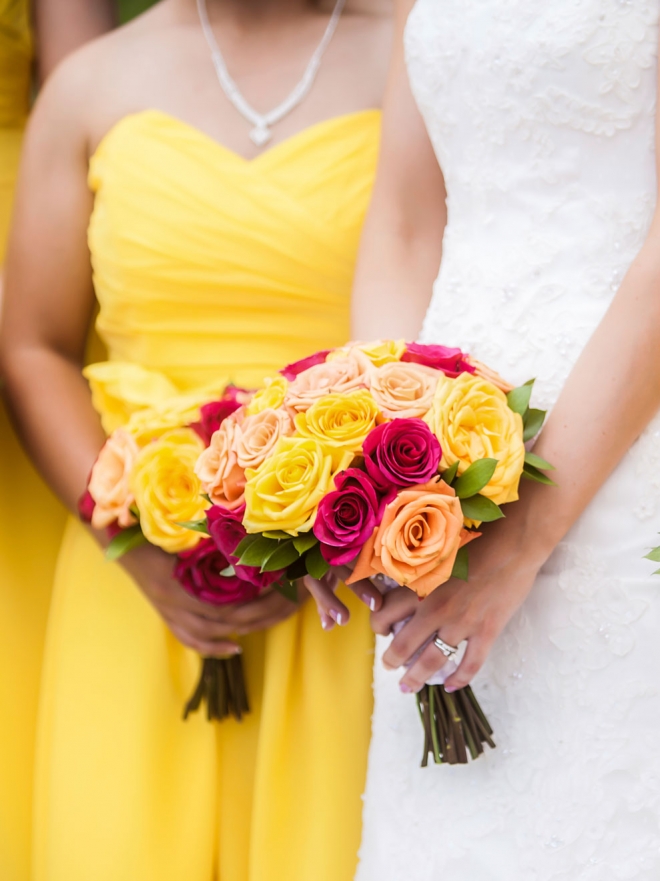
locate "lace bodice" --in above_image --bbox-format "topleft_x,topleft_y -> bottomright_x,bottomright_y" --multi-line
357,4 -> 660,880
408,0 -> 658,409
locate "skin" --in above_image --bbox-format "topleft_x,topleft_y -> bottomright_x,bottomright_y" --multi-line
33,0 -> 118,80
0,0 -> 392,657
305,0 -> 660,695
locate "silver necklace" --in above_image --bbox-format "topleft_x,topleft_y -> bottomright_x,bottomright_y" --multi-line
197,0 -> 346,147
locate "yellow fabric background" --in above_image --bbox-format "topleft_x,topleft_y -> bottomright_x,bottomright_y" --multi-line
34,109 -> 380,880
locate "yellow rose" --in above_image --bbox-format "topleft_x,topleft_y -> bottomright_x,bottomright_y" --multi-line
131,428 -> 209,553
246,376 -> 288,415
326,340 -> 406,368
425,372 -> 525,505
243,437 -> 353,535
294,389 -> 380,452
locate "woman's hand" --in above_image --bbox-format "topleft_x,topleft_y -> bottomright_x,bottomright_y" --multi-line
371,525 -> 543,693
303,563 -> 384,630
120,543 -> 303,656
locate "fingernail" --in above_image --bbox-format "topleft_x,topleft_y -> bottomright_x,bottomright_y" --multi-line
329,609 -> 345,626
399,682 -> 413,694
444,685 -> 457,693
361,593 -> 377,611
321,613 -> 335,631
230,646 -> 242,655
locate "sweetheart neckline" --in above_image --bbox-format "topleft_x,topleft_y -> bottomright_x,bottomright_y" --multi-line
90,107 -> 381,168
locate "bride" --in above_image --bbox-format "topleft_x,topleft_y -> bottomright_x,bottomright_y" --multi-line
309,0 -> 660,876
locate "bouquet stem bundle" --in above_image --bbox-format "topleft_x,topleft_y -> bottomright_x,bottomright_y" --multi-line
416,684 -> 495,766
184,655 -> 250,722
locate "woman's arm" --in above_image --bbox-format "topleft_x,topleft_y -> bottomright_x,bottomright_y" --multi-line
372,32 -> 660,696
33,0 -> 117,81
351,0 -> 446,343
0,53 -> 299,655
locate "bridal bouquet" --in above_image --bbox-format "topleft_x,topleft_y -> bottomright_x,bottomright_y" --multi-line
81,339 -> 554,758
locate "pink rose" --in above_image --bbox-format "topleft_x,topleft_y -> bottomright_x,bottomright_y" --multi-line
190,386 -> 252,445
206,504 -> 282,589
363,418 -> 442,490
234,408 -> 293,470
175,538 -> 262,606
402,343 -> 474,378
280,350 -> 331,381
194,418 -> 246,510
88,429 -> 139,530
369,361 -> 439,419
284,356 -> 370,415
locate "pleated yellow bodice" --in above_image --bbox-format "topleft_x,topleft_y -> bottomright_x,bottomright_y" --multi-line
86,109 -> 380,412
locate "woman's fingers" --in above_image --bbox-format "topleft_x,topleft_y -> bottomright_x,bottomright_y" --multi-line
303,570 -> 350,626
370,587 -> 418,638
228,588 -> 299,632
397,639 -> 449,693
443,635 -> 491,693
167,622 -> 241,658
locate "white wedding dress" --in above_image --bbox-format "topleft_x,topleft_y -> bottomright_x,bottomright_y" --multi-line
357,2 -> 660,879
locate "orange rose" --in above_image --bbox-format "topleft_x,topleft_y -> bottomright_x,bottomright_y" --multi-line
347,479 -> 478,597
369,361 -> 439,419
467,357 -> 515,394
194,417 -> 245,510
235,407 -> 293,470
284,355 -> 370,415
88,429 -> 139,530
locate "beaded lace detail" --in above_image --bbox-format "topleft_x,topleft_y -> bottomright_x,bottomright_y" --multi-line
357,2 -> 660,878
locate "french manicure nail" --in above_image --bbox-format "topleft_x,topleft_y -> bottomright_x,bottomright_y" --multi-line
361,593 -> 377,611
329,609 -> 345,626
399,682 -> 413,694
444,685 -> 457,693
321,613 -> 335,631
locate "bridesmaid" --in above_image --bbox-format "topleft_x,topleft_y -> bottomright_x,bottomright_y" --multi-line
0,2 -> 115,879
1,1 -> 391,879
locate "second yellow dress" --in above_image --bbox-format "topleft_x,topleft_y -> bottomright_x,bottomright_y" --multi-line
34,109 -> 380,881
0,4 -> 66,879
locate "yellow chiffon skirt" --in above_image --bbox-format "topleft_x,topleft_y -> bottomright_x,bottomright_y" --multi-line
34,520 -> 373,880
0,126 -> 66,880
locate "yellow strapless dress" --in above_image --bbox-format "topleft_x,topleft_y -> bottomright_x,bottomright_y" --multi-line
34,109 -> 380,881
0,4 -> 66,879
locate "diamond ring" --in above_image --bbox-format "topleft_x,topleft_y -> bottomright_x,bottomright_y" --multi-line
433,635 -> 459,661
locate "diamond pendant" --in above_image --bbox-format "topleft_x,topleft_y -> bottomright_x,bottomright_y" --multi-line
250,125 -> 271,147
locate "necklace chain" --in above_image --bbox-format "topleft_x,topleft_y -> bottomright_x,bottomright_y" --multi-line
196,0 -> 346,147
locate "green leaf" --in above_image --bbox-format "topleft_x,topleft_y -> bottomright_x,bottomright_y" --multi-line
653,568 -> 660,576
451,546 -> 469,581
105,525 -> 148,561
274,579 -> 299,603
263,530 -> 292,540
293,533 -> 318,555
524,451 -> 555,471
305,544 -> 330,580
219,564 -> 236,577
507,380 -> 534,416
453,458 -> 498,499
176,519 -> 210,535
234,533 -> 264,559
237,536 -> 280,567
285,555 -> 309,581
261,541 -> 300,572
521,463 -> 557,486
523,408 -> 546,442
644,547 -> 660,563
201,493 -> 211,504
460,495 -> 505,523
442,460 -> 460,486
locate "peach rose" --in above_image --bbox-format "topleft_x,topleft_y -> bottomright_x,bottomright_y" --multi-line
89,429 -> 140,530
284,356 -> 370,415
467,357 -> 515,394
347,479 -> 478,597
369,361 -> 440,419
194,417 -> 245,510
235,407 -> 293,470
